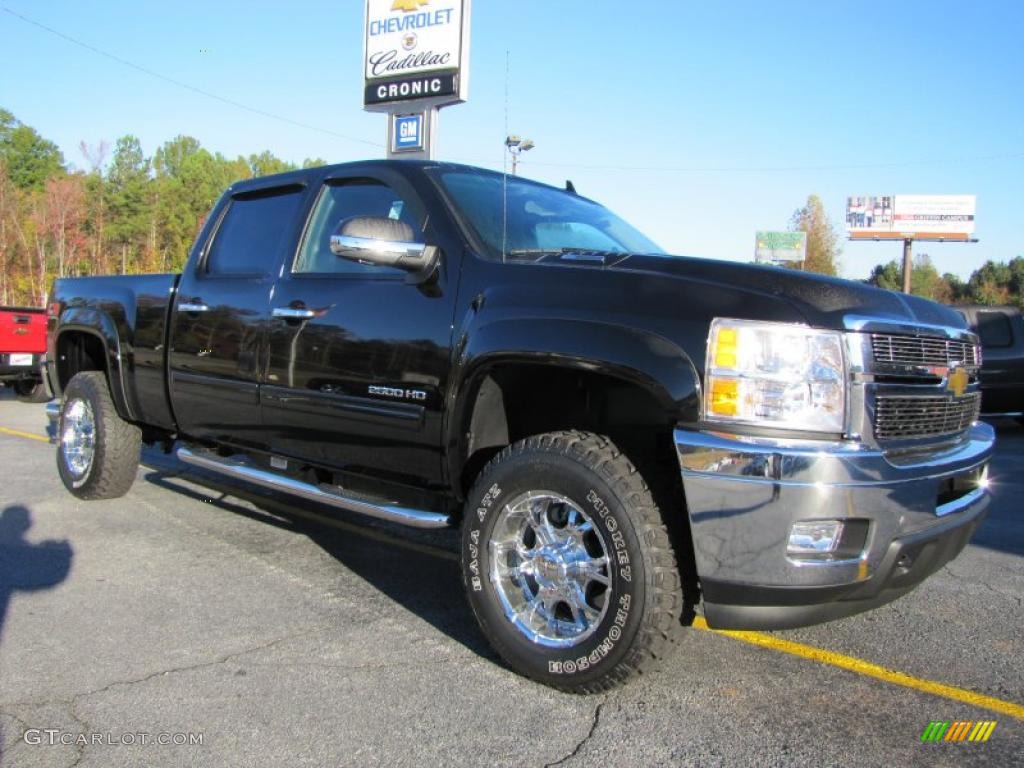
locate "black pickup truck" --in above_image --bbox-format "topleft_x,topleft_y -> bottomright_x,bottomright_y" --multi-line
954,305 -> 1024,420
46,161 -> 995,691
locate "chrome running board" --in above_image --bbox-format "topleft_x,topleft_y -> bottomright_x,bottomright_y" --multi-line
176,446 -> 451,529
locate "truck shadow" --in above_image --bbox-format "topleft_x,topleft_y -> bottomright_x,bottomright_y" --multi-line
138,456 -> 500,666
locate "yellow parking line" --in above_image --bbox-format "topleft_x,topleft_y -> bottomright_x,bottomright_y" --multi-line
0,426 -> 50,443
693,615 -> 1024,721
2,423 -> 1021,718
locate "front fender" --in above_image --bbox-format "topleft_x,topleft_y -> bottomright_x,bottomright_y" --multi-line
445,316 -> 701,489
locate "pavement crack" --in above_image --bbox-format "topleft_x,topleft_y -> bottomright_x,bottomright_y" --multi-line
5,627 -> 326,712
943,565 -> 1022,606
544,698 -> 606,768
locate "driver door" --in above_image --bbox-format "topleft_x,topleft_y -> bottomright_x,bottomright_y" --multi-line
262,169 -> 455,487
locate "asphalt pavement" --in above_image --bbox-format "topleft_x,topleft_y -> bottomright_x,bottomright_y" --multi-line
0,388 -> 1021,767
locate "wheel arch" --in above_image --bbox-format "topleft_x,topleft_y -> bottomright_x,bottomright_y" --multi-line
446,318 -> 701,500
53,316 -> 133,421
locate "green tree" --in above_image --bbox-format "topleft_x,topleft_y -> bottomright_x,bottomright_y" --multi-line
153,136 -> 226,270
943,272 -> 969,303
789,195 -> 841,276
867,260 -> 902,291
247,150 -> 296,178
0,108 -> 64,190
908,254 -> 952,303
967,260 -> 1013,305
106,135 -> 151,273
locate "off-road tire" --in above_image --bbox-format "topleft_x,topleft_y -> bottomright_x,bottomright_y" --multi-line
57,371 -> 141,499
14,374 -> 50,403
461,430 -> 683,692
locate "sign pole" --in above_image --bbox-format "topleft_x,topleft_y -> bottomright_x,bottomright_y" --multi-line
364,0 -> 471,161
902,238 -> 913,294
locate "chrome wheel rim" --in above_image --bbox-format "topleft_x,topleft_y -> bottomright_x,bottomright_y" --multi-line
61,398 -> 96,480
489,491 -> 612,647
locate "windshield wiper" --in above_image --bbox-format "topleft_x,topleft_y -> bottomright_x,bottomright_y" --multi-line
505,248 -> 629,263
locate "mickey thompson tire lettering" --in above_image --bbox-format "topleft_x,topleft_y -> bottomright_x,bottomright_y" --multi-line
460,430 -> 684,693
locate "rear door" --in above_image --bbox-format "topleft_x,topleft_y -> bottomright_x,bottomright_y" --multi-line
262,168 -> 456,487
168,182 -> 310,449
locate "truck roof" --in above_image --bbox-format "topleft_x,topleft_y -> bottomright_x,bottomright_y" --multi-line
225,159 -> 569,197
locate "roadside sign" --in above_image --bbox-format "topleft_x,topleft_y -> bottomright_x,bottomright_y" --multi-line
755,231 -> 806,264
846,195 -> 976,240
364,0 -> 471,111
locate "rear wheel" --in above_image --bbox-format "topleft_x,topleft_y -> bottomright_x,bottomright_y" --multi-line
57,371 -> 141,499
14,374 -> 50,403
462,430 -> 683,692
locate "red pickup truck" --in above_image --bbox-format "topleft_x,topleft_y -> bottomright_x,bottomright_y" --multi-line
1,306 -> 50,402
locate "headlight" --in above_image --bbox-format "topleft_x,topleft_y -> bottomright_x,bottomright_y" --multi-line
704,318 -> 847,433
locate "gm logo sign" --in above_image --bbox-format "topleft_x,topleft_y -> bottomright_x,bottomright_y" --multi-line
392,113 -> 424,153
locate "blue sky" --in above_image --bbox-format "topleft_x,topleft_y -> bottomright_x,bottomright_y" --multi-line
1,0 -> 1021,280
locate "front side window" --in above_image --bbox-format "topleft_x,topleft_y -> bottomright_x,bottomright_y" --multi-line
432,168 -> 663,260
294,180 -> 422,276
205,186 -> 305,275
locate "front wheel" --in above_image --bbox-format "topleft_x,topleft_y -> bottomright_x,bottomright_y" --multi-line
57,371 -> 141,499
462,431 -> 683,692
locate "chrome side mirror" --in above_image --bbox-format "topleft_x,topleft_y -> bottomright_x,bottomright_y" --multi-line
329,217 -> 438,277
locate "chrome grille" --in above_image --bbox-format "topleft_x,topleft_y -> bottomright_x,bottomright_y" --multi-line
873,393 -> 981,440
871,333 -> 979,369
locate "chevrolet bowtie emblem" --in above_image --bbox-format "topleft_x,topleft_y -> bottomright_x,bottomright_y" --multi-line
392,0 -> 430,10
947,367 -> 969,398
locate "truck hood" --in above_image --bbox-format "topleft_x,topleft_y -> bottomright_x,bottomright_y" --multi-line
554,252 -> 968,332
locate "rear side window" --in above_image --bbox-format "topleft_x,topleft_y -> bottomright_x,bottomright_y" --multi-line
976,311 -> 1013,348
206,186 -> 305,275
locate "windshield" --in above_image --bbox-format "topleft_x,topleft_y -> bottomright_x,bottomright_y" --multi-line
432,168 -> 664,260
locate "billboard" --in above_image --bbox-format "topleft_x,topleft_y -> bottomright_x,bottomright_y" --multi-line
846,195 -> 976,240
364,0 -> 470,110
755,231 -> 807,264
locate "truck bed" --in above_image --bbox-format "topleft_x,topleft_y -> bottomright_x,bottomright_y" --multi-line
50,274 -> 181,429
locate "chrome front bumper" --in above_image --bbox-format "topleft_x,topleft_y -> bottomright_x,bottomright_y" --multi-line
675,422 -> 995,629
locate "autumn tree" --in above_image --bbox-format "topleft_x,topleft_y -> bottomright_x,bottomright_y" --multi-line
44,174 -> 88,278
789,195 -> 841,276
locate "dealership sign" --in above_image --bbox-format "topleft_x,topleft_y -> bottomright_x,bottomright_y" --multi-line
364,0 -> 469,110
755,231 -> 807,264
846,195 -> 976,240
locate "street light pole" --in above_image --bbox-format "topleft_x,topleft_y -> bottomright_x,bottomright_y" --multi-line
505,135 -> 535,175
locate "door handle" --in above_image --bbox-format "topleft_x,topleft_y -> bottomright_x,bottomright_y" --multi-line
272,307 -> 316,320
179,301 -> 209,313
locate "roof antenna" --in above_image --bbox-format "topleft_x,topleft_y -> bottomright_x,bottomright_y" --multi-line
565,180 -> 577,194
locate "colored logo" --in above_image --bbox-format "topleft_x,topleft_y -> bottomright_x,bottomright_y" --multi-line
921,721 -> 997,742
393,114 -> 423,152
946,366 -> 969,398
392,0 -> 430,11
